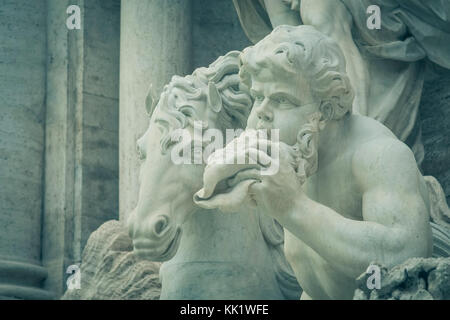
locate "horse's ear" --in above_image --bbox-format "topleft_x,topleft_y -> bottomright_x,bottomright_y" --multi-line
145,84 -> 158,117
207,82 -> 222,113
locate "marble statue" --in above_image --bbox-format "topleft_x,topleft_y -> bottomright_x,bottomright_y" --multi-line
126,51 -> 301,299
233,0 -> 450,165
193,25 -> 450,299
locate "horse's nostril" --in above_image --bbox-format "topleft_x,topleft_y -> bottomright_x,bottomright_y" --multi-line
154,215 -> 169,236
155,220 -> 165,235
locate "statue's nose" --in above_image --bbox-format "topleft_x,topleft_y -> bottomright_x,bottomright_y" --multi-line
256,99 -> 273,123
258,112 -> 273,122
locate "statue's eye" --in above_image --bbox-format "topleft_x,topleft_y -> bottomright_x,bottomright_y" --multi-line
274,96 -> 292,105
274,96 -> 296,109
255,94 -> 264,102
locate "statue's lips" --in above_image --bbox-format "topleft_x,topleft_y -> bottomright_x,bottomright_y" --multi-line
133,228 -> 182,261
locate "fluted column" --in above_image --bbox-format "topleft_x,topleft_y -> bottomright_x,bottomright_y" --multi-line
42,0 -> 121,298
119,0 -> 193,220
0,0 -> 52,299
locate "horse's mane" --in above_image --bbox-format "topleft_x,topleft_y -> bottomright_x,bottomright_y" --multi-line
152,51 -> 252,154
149,50 -> 302,299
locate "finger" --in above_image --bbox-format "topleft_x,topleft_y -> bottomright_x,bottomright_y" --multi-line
199,161 -> 260,199
194,179 -> 258,213
242,138 -> 289,162
238,136 -> 273,156
251,139 -> 296,165
234,147 -> 274,168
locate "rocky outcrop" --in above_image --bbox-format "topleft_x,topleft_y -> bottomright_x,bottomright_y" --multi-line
354,258 -> 450,300
62,220 -> 161,300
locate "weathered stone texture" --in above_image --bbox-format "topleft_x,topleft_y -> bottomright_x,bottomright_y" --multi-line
0,0 -> 54,299
42,0 -> 120,297
62,220 -> 161,300
192,0 -> 251,69
354,258 -> 450,300
0,0 -> 46,266
421,69 -> 450,206
81,0 -> 120,250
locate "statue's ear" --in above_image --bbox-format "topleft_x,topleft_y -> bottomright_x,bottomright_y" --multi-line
145,84 -> 158,117
207,82 -> 222,113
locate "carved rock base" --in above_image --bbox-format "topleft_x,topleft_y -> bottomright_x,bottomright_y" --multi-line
62,220 -> 161,300
354,258 -> 450,300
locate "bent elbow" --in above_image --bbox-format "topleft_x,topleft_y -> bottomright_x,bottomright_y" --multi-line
386,228 -> 431,268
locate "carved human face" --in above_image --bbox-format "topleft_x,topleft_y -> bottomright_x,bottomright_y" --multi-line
246,68 -> 320,145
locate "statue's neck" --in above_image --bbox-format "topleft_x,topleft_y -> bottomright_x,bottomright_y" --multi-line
318,116 -> 350,165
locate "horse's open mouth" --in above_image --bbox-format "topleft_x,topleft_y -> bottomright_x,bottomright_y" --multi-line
134,227 -> 182,261
159,227 -> 182,260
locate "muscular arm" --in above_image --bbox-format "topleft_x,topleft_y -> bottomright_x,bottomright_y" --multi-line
280,139 -> 431,279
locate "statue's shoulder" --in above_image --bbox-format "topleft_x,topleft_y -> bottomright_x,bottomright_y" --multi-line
350,123 -> 418,188
354,135 -> 411,161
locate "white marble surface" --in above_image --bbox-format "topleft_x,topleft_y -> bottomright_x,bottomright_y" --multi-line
195,26 -> 434,299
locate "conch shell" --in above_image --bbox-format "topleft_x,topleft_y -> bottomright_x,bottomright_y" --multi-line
193,130 -> 267,212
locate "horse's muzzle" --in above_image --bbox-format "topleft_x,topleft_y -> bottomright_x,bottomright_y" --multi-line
129,213 -> 182,262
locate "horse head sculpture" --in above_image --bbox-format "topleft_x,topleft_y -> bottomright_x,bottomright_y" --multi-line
126,51 -> 252,261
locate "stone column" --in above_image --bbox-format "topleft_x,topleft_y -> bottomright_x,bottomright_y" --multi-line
0,0 -> 52,299
42,0 -> 120,297
119,0 -> 193,220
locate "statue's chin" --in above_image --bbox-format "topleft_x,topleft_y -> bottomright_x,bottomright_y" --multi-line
133,228 -> 182,262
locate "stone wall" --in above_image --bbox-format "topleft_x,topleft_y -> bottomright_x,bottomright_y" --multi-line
192,0 -> 251,69
80,0 -> 120,251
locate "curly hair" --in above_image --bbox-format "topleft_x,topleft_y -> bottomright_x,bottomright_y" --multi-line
239,25 -> 354,120
153,51 -> 253,154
